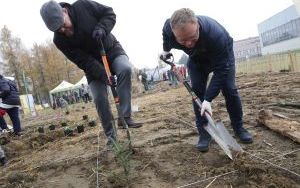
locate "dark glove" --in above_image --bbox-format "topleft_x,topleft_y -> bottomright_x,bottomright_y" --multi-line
92,28 -> 106,43
159,51 -> 172,61
87,60 -> 108,83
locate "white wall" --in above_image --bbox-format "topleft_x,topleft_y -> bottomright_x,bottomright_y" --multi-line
294,0 -> 300,14
262,37 -> 300,55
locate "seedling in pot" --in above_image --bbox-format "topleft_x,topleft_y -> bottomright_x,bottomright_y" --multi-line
64,127 -> 74,136
61,122 -> 68,127
49,124 -> 56,131
82,115 -> 88,120
88,120 -> 97,127
77,125 -> 85,133
38,126 -> 45,133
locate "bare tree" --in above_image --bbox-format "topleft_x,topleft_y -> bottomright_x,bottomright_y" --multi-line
0,26 -> 24,92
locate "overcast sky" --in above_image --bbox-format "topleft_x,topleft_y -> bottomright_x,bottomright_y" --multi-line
0,0 -> 293,68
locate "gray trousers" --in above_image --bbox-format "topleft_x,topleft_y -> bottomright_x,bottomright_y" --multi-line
89,55 -> 132,139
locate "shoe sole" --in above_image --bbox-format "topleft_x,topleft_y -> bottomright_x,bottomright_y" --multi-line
197,148 -> 209,152
118,123 -> 143,128
240,139 -> 253,144
118,125 -> 143,129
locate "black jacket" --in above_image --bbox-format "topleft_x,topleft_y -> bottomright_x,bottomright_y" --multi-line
162,16 -> 235,102
0,77 -> 21,106
54,0 -> 126,83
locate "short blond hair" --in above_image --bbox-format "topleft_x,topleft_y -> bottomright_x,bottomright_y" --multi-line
170,8 -> 197,30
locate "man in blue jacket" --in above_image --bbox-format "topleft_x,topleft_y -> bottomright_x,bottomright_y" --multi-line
40,0 -> 142,146
161,8 -> 253,152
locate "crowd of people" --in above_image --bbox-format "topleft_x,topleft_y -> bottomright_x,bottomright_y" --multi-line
51,83 -> 92,109
139,65 -> 187,91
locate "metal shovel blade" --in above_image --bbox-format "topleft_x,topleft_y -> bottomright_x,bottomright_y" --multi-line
215,121 -> 243,152
204,123 -> 233,160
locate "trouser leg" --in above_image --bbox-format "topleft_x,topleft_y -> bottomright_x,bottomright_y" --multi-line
89,80 -> 115,140
110,55 -> 132,118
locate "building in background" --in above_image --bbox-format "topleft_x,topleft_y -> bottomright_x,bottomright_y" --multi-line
233,37 -> 262,62
294,0 -> 300,14
258,5 -> 300,55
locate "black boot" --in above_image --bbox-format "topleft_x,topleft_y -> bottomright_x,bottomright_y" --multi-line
118,117 -> 143,128
234,127 -> 253,143
196,127 -> 211,152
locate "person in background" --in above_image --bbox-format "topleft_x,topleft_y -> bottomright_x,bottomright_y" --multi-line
140,70 -> 149,91
0,75 -> 22,136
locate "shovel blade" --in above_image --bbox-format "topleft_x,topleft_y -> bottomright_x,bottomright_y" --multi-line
215,122 -> 243,152
204,123 -> 233,160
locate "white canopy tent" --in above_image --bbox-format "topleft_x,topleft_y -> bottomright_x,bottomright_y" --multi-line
50,80 -> 75,94
73,76 -> 88,89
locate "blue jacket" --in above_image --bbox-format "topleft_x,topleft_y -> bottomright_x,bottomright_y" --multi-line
0,77 -> 21,106
162,16 -> 235,102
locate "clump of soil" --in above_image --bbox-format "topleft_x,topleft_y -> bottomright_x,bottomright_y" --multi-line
232,153 -> 299,188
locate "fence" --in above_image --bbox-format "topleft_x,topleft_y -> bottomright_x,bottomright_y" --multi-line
236,52 -> 300,73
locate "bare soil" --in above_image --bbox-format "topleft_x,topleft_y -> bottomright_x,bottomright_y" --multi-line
0,72 -> 299,188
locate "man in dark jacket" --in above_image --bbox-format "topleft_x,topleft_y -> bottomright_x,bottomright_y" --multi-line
161,8 -> 252,152
0,75 -> 22,136
40,0 -> 142,145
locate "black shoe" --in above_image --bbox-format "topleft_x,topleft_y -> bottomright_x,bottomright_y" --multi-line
118,117 -> 143,129
196,135 -> 212,152
235,127 -> 253,143
9,132 -> 23,137
0,157 -> 7,166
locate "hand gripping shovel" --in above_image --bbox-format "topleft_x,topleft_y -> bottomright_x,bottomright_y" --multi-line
160,53 -> 243,159
98,39 -> 132,150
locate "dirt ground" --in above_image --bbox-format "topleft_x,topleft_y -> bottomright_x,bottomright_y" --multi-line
0,72 -> 299,188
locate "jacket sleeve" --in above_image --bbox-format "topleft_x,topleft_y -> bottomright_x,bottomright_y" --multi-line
0,81 -> 10,98
162,19 -> 172,52
54,39 -> 104,80
84,0 -> 116,36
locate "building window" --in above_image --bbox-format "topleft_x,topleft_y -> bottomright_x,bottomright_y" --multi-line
262,17 -> 300,47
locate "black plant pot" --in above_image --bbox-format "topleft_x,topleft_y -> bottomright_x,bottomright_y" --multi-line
49,124 -> 55,131
65,111 -> 70,115
77,125 -> 85,133
88,120 -> 96,127
61,122 -> 67,127
64,128 -> 74,136
82,115 -> 88,120
38,127 -> 44,133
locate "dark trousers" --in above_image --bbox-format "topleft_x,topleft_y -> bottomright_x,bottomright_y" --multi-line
89,55 -> 132,140
187,59 -> 243,133
0,107 -> 21,133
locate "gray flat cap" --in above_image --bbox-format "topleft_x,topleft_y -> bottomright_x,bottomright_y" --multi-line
40,0 -> 64,32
